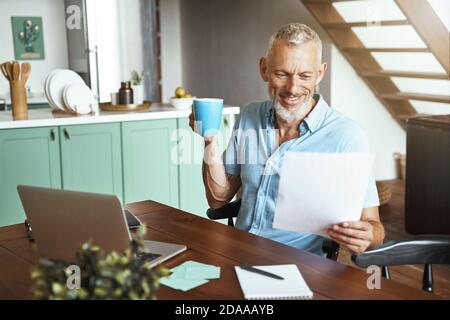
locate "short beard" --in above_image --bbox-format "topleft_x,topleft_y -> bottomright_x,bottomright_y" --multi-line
273,95 -> 312,123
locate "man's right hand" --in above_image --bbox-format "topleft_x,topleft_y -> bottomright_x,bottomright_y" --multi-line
189,111 -> 241,208
188,111 -> 216,143
188,111 -> 195,132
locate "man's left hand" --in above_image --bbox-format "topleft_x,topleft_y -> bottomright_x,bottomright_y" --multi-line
327,221 -> 374,255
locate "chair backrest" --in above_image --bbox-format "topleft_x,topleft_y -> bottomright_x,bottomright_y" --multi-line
352,235 -> 450,293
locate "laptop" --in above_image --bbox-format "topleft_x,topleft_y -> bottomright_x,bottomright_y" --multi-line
17,185 -> 186,267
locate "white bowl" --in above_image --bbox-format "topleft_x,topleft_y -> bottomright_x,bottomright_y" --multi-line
170,97 -> 195,110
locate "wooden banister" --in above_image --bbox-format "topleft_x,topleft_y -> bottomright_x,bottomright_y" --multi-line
360,70 -> 449,80
395,0 -> 450,74
323,20 -> 409,29
344,47 -> 429,53
382,92 -> 450,104
302,0 -> 416,129
301,0 -> 450,129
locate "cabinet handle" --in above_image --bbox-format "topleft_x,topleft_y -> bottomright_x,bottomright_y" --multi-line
63,128 -> 70,139
223,117 -> 228,127
50,129 -> 55,141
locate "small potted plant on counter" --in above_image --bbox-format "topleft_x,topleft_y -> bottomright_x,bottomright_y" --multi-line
30,225 -> 170,300
130,70 -> 144,104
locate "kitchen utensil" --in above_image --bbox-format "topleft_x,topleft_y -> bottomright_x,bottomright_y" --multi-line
44,70 -> 61,109
0,63 -> 9,81
12,61 -> 20,81
193,98 -> 224,137
63,83 -> 95,114
5,62 -> 13,81
62,85 -> 75,112
21,63 -> 31,83
170,96 -> 195,110
48,70 -> 85,111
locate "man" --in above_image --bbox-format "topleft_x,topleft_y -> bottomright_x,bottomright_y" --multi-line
189,23 -> 384,256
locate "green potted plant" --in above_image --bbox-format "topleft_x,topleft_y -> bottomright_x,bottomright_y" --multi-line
31,225 -> 170,300
130,70 -> 144,104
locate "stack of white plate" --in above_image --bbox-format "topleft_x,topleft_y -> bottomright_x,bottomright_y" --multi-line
44,69 -> 95,114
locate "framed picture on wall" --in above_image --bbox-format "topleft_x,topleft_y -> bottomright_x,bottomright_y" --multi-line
11,16 -> 45,60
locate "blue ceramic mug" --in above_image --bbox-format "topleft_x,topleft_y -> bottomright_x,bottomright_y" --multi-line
193,98 -> 224,137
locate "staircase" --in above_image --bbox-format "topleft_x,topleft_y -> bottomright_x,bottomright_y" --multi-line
302,0 -> 450,128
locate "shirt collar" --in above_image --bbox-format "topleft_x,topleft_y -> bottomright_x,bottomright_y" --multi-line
266,94 -> 329,133
302,94 -> 329,133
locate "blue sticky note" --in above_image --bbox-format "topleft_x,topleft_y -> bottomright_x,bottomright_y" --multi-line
160,260 -> 221,291
160,275 -> 208,292
186,265 -> 220,279
171,261 -> 221,280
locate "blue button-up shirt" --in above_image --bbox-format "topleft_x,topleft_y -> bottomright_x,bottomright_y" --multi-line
223,95 -> 379,256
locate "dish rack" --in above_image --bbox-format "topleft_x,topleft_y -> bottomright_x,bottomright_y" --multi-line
45,69 -> 96,115
51,107 -> 96,116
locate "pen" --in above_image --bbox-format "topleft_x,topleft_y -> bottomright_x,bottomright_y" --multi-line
239,265 -> 284,280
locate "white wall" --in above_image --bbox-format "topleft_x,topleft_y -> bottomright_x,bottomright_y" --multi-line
160,0 -> 183,102
174,0 -> 408,179
0,0 -> 68,96
86,0 -> 145,102
117,0 -> 143,84
179,0 -> 331,108
330,47 -> 406,179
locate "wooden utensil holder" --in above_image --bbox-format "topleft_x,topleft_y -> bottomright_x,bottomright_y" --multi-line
10,79 -> 28,120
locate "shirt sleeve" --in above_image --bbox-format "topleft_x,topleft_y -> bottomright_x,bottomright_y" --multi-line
223,113 -> 241,176
339,123 -> 380,208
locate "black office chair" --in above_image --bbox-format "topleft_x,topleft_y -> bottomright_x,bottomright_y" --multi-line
351,235 -> 450,292
206,199 -> 340,261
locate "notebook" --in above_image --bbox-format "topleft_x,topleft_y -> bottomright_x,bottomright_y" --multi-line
234,264 -> 313,300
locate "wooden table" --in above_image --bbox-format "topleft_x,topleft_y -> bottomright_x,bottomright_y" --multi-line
0,200 -> 439,300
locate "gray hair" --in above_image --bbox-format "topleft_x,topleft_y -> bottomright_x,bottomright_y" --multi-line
266,23 -> 322,60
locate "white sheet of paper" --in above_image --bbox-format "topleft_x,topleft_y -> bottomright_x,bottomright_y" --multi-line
273,152 -> 375,238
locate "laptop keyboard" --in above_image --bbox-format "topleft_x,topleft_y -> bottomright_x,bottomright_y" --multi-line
135,252 -> 162,266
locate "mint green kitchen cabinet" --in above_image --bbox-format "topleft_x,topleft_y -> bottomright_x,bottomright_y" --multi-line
122,119 -> 179,208
59,123 -> 123,201
177,115 -> 233,219
0,127 -> 61,226
0,110 -> 238,227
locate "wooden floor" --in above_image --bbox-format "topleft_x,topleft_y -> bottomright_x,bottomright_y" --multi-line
337,179 -> 450,299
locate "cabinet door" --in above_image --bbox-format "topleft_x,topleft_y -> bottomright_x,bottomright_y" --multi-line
60,123 -> 123,201
122,119 -> 179,207
177,115 -> 233,218
0,127 -> 61,226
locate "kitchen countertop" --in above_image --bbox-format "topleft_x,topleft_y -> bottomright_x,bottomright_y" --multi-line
0,103 -> 240,129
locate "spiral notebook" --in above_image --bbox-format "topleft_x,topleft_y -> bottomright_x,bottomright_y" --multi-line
235,264 -> 313,300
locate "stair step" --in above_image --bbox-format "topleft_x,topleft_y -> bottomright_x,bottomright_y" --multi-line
302,0 -> 356,3
345,47 -> 429,53
381,92 -> 450,104
323,20 -> 409,28
361,70 -> 449,80
397,113 -> 432,121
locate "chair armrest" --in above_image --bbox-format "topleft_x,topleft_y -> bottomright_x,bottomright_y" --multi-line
352,235 -> 450,267
206,199 -> 241,221
322,239 -> 340,261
